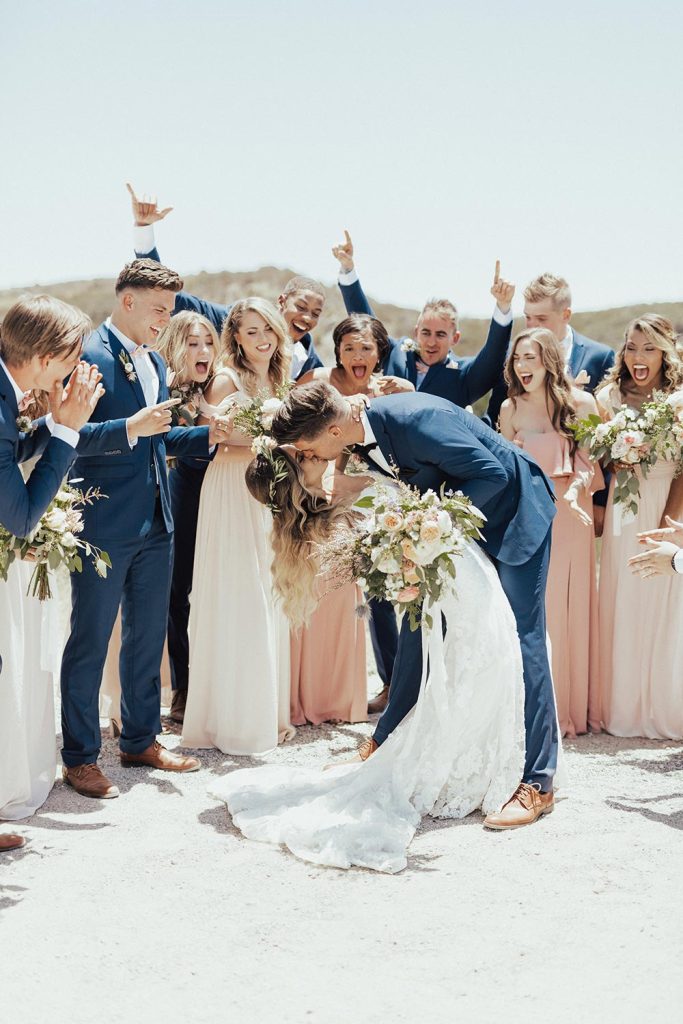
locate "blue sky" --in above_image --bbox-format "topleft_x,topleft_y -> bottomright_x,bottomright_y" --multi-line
1,0 -> 681,315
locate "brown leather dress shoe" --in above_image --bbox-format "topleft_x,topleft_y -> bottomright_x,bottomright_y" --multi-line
120,740 -> 200,773
367,685 -> 390,716
0,833 -> 26,851
483,782 -> 554,830
63,763 -> 120,799
358,737 -> 378,761
169,689 -> 187,723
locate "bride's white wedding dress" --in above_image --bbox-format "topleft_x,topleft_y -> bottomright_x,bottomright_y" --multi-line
210,511 -> 527,873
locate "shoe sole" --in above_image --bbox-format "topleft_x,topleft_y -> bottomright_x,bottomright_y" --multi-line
119,760 -> 200,773
63,776 -> 120,799
483,804 -> 554,831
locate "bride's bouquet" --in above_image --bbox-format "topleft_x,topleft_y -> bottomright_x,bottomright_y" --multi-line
573,391 -> 683,523
230,382 -> 293,440
0,485 -> 111,600
318,483 -> 485,631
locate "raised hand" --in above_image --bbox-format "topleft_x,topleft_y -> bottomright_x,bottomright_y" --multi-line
490,260 -> 515,314
126,182 -> 173,226
127,398 -> 181,439
332,230 -> 355,273
374,376 -> 416,396
50,362 -> 105,431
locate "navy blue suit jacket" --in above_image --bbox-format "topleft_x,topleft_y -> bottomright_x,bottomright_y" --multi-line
365,394 -> 555,566
136,245 -> 323,380
73,324 -> 211,541
339,275 -> 511,407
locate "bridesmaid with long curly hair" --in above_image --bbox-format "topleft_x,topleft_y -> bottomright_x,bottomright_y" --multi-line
500,327 -> 603,737
596,314 -> 683,738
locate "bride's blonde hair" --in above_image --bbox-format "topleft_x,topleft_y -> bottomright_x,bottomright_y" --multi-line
245,448 -> 359,626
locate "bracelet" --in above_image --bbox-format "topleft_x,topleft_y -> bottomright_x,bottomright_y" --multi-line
672,552 -> 679,573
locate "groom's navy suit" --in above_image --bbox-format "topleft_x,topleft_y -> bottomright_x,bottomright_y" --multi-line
340,273 -> 513,695
362,393 -> 559,792
135,242 -> 323,692
59,324 -> 211,766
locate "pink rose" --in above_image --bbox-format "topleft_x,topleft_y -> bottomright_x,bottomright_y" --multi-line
396,585 -> 420,603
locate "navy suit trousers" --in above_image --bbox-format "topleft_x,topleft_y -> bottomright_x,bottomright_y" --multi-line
374,530 -> 558,792
367,597 -> 398,688
60,502 -> 173,765
167,460 -> 208,691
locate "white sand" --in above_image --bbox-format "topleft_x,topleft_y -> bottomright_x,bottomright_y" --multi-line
2,717 -> 682,1024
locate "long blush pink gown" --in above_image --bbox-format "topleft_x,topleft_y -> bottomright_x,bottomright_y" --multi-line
516,432 -> 602,737
290,582 -> 368,725
597,384 -> 683,739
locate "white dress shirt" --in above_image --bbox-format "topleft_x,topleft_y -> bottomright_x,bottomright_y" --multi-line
360,411 -> 395,477
561,326 -> 574,370
107,318 -> 159,407
290,341 -> 309,381
0,356 -> 79,448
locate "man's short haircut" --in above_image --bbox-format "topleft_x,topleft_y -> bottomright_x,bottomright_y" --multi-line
271,380 -> 345,444
524,273 -> 572,310
332,313 -> 390,370
281,276 -> 326,301
0,294 -> 92,368
419,298 -> 459,331
115,258 -> 184,295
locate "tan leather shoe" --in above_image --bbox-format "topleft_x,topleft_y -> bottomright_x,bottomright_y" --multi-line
368,685 -> 390,716
120,740 -> 200,773
484,783 -> 554,830
63,763 -> 120,799
169,689 -> 187,723
0,833 -> 26,852
323,736 -> 378,771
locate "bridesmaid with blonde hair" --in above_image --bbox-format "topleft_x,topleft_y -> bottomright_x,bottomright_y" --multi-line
500,327 -> 603,737
596,314 -> 683,739
182,299 -> 294,754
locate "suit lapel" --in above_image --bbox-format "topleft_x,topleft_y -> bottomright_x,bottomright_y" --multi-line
102,325 -> 147,410
0,363 -> 19,417
364,408 -> 399,478
569,338 -> 586,379
406,351 -> 418,388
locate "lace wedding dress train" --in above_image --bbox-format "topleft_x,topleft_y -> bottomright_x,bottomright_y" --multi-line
209,542 -> 526,873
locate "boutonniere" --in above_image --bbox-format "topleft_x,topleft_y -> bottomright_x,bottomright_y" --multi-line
400,338 -> 419,353
16,414 -> 36,435
345,452 -> 370,475
118,349 -> 137,383
446,360 -> 460,371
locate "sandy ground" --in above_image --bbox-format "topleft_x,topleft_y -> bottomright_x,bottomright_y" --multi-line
2,701 -> 682,1024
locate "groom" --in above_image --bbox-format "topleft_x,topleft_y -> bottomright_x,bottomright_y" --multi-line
271,383 -> 559,829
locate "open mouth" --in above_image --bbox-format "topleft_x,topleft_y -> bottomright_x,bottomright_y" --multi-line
351,365 -> 368,379
256,343 -> 273,354
195,360 -> 209,376
291,320 -> 309,336
521,373 -> 534,387
632,364 -> 649,382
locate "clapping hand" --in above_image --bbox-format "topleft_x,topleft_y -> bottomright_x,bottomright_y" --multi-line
490,260 -> 515,315
126,182 -> 173,226
50,362 -> 105,432
332,230 -> 355,273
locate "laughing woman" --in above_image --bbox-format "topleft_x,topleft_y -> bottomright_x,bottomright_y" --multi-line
500,327 -> 603,738
596,314 -> 683,739
182,299 -> 294,755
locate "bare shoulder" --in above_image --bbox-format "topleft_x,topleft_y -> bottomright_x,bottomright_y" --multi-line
205,369 -> 238,404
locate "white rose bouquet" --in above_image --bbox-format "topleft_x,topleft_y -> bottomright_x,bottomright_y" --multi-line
573,391 -> 683,523
317,483 -> 485,631
0,485 -> 111,600
230,382 -> 293,440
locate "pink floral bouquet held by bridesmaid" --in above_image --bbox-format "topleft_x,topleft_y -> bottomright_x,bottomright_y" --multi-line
317,483 -> 485,631
573,391 -> 683,525
0,484 -> 111,600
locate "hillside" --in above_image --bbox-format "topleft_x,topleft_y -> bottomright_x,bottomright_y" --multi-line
1,267 -> 682,367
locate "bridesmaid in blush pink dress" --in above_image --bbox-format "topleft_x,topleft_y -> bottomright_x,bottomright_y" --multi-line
500,328 -> 603,737
596,315 -> 683,739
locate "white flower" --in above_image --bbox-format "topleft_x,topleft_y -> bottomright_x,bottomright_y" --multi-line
593,423 -> 611,443
43,508 -> 67,532
400,338 -> 419,353
376,553 -> 401,574
380,511 -> 403,532
437,510 -> 452,535
261,397 -> 283,416
61,532 -> 77,548
251,434 -> 277,457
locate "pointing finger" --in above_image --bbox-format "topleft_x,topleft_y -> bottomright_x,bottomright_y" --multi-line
494,259 -> 500,284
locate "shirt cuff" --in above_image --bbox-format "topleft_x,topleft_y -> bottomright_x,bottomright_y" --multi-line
338,269 -> 359,286
134,224 -> 156,254
492,305 -> 514,326
673,549 -> 683,574
45,414 -> 79,449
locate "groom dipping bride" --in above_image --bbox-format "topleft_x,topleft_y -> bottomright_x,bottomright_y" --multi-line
253,381 -> 559,831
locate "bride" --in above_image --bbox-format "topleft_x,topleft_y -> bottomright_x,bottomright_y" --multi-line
208,446 -> 528,873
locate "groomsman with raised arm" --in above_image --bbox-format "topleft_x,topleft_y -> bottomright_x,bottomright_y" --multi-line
332,231 -> 515,403
0,294 -> 106,851
59,259 -> 232,800
125,184 -> 326,719
485,272 -> 615,532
